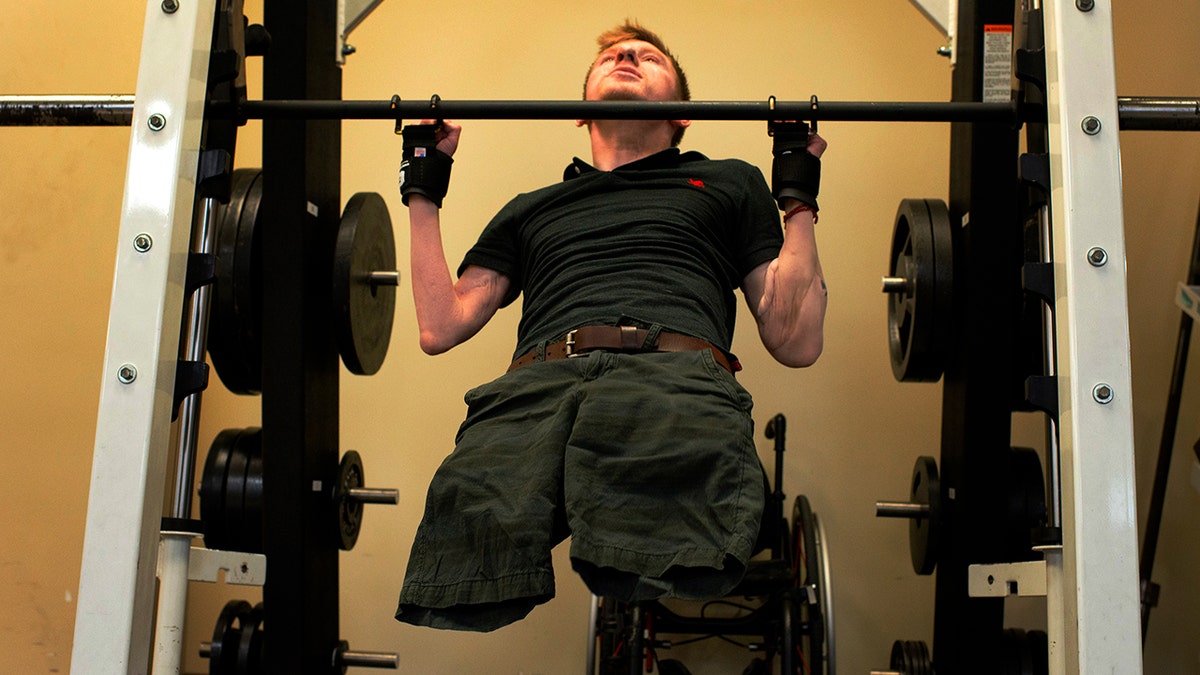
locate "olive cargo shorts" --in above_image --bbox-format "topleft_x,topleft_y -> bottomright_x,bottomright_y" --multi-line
395,350 -> 764,631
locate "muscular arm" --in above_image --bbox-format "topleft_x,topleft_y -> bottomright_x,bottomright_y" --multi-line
409,197 -> 510,354
404,121 -> 510,355
742,203 -> 827,367
742,132 -> 829,367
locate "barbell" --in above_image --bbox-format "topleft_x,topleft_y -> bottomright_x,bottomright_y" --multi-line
2,94 -> 1197,129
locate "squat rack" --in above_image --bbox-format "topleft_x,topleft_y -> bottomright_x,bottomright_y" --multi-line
5,0 -> 1182,672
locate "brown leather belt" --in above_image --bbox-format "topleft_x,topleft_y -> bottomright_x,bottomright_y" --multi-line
507,326 -> 741,374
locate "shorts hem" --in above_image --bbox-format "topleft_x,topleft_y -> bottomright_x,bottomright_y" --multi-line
398,569 -> 554,609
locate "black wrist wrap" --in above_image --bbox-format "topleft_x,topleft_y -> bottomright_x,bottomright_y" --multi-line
771,127 -> 820,211
399,124 -> 453,208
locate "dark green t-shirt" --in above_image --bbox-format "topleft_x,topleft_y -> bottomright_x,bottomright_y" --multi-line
459,149 -> 783,359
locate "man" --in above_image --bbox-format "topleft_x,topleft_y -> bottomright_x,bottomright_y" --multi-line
395,20 -> 827,632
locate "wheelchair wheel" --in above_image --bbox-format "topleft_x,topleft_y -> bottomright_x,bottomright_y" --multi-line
594,596 -> 643,675
780,588 -> 799,675
793,494 -> 834,675
814,507 -> 835,673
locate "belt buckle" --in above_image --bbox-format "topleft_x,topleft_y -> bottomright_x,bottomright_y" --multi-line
564,329 -> 579,358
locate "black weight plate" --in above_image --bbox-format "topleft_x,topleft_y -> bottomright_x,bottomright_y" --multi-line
912,640 -> 932,675
909,456 -> 941,575
209,599 -> 251,675
200,428 -> 239,551
889,640 -> 908,673
928,198 -> 953,363
234,602 -> 264,675
222,428 -> 252,552
887,198 -> 953,382
337,450 -> 365,550
1004,446 -> 1048,562
889,640 -> 932,675
238,428 -> 264,555
887,201 -> 931,381
209,168 -> 264,395
333,192 -> 396,376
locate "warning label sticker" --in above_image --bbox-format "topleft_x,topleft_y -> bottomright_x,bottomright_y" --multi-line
983,24 -> 1013,103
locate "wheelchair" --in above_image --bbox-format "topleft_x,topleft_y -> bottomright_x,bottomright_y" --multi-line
587,413 -> 835,675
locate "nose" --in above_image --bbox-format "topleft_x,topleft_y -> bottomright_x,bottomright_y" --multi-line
615,46 -> 638,64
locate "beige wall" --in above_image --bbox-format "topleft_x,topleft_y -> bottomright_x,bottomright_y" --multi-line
1,1 -> 1198,673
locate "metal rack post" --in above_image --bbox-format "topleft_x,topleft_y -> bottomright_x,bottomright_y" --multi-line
70,1 -> 217,672
1042,0 -> 1142,671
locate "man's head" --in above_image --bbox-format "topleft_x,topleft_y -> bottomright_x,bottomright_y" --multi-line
581,20 -> 691,147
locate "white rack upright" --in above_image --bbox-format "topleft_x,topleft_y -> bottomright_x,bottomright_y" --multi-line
1041,0 -> 1142,672
70,1 -> 216,673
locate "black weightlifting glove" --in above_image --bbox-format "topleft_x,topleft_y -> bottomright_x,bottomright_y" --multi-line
770,122 -> 820,212
399,124 -> 453,208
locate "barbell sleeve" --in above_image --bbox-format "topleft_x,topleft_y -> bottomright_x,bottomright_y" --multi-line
338,649 -> 400,669
875,501 -> 931,518
346,487 -> 399,505
368,270 -> 400,287
1117,96 -> 1200,131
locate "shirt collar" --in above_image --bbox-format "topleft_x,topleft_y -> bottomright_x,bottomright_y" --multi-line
562,148 -> 706,181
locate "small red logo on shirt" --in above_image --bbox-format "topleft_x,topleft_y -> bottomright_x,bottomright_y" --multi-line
687,178 -> 705,188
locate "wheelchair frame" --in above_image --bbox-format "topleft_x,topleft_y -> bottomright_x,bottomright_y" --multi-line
587,413 -> 835,675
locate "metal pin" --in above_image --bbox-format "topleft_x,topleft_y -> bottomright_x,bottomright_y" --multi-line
1093,383 -> 1114,404
1087,247 -> 1108,266
133,234 -> 153,252
368,271 -> 400,287
881,276 -> 909,294
346,487 -> 399,505
148,113 -> 167,131
1081,116 -> 1102,135
338,649 -> 400,669
875,501 -> 931,518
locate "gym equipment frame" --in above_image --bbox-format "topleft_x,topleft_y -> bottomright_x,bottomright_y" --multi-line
1,0 -> 1185,673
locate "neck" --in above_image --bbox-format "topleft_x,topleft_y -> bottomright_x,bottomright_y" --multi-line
588,119 -> 675,171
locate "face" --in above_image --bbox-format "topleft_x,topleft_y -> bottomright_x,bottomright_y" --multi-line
583,39 -> 682,102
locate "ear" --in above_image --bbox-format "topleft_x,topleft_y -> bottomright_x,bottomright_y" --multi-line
576,119 -> 591,129
672,119 -> 691,131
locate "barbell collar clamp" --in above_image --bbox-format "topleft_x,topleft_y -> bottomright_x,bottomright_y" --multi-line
346,486 -> 399,505
881,276 -> 910,294
875,501 -> 931,518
